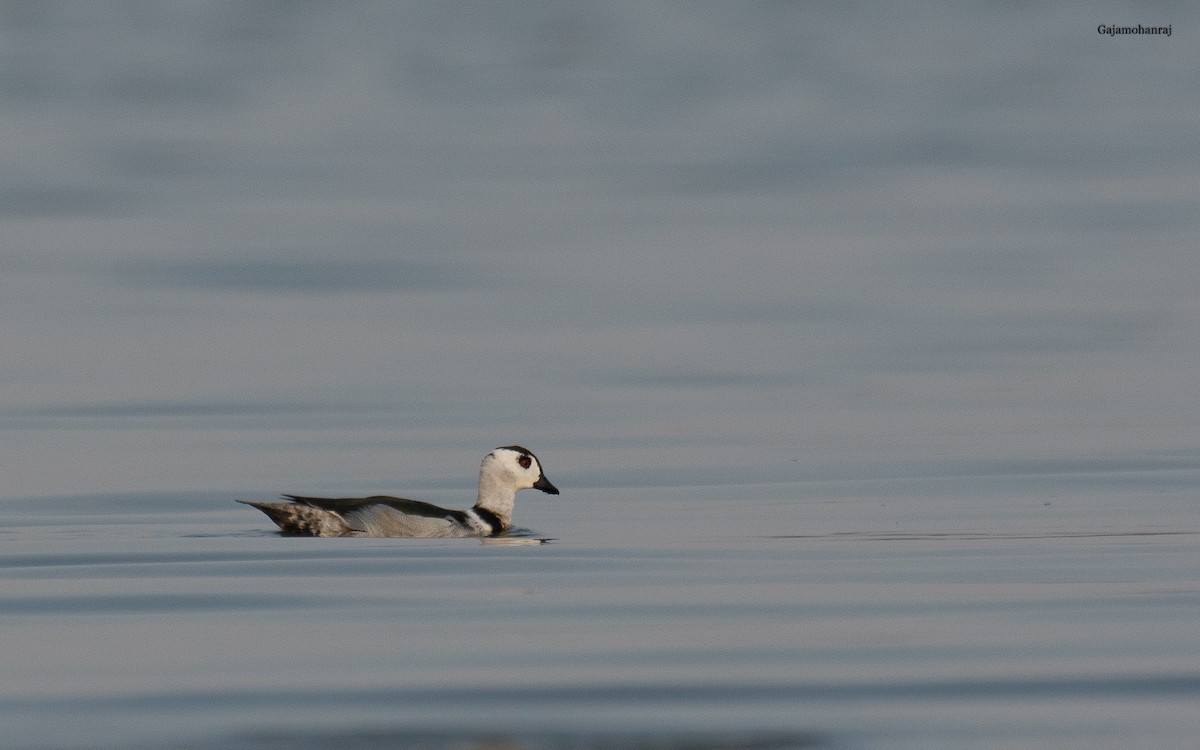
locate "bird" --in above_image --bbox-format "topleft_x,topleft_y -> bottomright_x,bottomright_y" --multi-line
237,445 -> 558,537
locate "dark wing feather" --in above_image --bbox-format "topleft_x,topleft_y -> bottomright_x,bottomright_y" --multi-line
281,494 -> 457,519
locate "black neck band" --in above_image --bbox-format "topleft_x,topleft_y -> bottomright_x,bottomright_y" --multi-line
471,507 -> 505,536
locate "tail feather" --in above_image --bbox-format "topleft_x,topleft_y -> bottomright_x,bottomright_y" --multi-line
236,499 -> 356,537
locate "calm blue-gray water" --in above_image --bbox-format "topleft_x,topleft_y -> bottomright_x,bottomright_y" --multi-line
2,3 -> 1198,748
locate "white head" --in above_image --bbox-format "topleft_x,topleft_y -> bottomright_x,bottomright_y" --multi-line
483,445 -> 558,494
476,446 -> 559,520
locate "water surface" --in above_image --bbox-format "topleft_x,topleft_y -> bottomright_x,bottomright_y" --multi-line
2,3 -> 1198,748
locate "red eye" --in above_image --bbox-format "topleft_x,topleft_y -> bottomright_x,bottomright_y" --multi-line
518,456 -> 532,469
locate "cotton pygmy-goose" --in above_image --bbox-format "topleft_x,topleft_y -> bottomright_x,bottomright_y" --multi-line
238,445 -> 558,537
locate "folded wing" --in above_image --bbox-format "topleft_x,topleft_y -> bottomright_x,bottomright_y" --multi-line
281,495 -> 469,537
